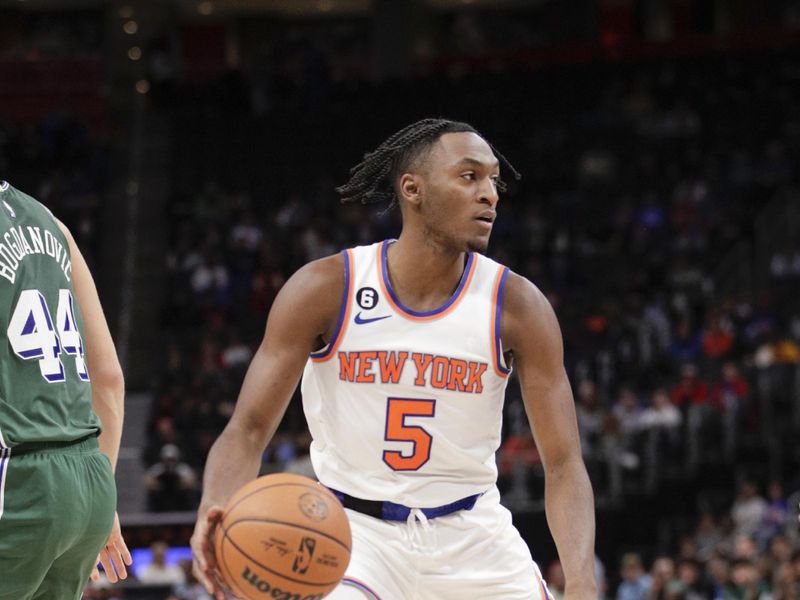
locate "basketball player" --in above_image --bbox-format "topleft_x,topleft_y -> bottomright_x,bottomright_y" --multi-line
192,119 -> 597,599
0,182 -> 131,599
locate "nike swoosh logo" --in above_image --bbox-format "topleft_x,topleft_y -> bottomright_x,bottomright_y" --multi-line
354,312 -> 392,325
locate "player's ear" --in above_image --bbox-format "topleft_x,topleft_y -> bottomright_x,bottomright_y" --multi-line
398,173 -> 422,207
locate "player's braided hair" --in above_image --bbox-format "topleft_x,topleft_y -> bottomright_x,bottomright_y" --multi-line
336,118 -> 521,209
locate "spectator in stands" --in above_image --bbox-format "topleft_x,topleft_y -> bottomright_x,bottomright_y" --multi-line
143,416 -> 184,467
791,551 -> 800,598
711,362 -> 750,462
731,480 -> 768,540
732,533 -> 760,561
693,512 -> 723,562
771,559 -> 796,600
676,558 -> 712,600
639,387 -> 682,491
617,553 -> 652,600
168,558 -> 212,600
576,379 -> 605,460
701,312 -> 735,363
283,431 -> 316,480
759,481 -> 791,544
706,554 -> 732,599
670,363 -> 710,472
725,558 -> 771,599
220,332 -> 253,371
670,363 -> 710,409
498,427 -> 541,507
646,556 -> 676,600
641,387 -> 682,433
139,541 -> 185,585
669,320 -> 702,365
612,385 -> 643,450
144,444 -> 198,512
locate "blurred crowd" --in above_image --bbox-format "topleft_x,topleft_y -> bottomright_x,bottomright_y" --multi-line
0,112 -> 109,266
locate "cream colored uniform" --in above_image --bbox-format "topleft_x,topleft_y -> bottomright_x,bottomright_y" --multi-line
301,241 -> 551,600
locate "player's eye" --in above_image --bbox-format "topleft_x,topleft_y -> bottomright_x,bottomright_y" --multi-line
490,176 -> 500,186
461,172 -> 476,181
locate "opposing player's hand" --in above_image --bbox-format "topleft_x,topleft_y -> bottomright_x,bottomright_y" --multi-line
191,505 -> 228,600
91,512 -> 132,583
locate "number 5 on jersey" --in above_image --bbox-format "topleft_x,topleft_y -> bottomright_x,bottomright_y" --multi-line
7,288 -> 90,383
383,398 -> 436,471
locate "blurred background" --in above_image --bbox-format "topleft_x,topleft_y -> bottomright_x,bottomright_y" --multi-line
1,0 -> 800,598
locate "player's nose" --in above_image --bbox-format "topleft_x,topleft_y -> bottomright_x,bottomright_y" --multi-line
478,179 -> 499,206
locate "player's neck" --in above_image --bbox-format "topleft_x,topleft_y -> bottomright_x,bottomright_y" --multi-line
385,233 -> 468,311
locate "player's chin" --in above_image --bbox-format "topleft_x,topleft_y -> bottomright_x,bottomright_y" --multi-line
466,236 -> 490,254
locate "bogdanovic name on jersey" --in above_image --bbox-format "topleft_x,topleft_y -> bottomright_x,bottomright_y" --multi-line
338,350 -> 488,393
0,224 -> 72,284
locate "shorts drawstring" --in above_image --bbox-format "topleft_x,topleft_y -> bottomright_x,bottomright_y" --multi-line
405,508 -> 439,554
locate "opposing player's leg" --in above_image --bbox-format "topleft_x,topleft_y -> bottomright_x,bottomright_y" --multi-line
325,509 -> 410,600
29,439 -> 115,600
0,452 -> 61,600
32,444 -> 115,599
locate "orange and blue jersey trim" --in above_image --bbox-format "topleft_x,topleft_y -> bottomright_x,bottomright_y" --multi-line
537,571 -> 554,600
341,576 -> 383,600
377,239 -> 476,321
491,266 -> 511,378
310,249 -> 353,362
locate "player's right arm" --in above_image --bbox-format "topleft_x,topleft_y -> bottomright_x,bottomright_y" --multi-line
191,252 -> 345,599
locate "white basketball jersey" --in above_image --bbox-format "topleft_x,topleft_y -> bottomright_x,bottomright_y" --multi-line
301,240 -> 512,507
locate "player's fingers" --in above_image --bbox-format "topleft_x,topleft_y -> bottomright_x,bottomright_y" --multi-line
108,545 -> 128,580
100,552 -> 118,584
193,558 -> 216,594
90,564 -> 100,582
206,506 -> 224,527
118,539 -> 133,565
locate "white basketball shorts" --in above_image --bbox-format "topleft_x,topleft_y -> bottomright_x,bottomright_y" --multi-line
326,486 -> 552,600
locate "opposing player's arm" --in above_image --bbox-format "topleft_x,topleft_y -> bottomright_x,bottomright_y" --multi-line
502,272 -> 597,600
58,220 -> 131,583
193,252 -> 344,598
57,220 -> 125,469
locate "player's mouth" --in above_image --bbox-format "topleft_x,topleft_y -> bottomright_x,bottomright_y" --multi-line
475,211 -> 495,230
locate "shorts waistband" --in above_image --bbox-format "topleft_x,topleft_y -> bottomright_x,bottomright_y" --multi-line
328,488 -> 481,521
10,433 -> 99,456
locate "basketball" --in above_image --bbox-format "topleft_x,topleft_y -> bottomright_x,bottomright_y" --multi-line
214,473 -> 352,600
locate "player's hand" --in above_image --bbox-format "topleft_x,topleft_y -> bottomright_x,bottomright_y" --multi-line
191,505 -> 228,600
91,512 -> 132,583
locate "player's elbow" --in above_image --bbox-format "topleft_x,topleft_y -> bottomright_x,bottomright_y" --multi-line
544,449 -> 588,483
91,362 -> 125,396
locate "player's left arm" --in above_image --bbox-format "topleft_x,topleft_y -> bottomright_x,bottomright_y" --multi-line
502,272 -> 596,599
57,220 -> 132,582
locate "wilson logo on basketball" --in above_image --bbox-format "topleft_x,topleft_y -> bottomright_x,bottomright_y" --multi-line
241,566 -> 324,600
298,492 -> 329,521
292,537 -> 317,574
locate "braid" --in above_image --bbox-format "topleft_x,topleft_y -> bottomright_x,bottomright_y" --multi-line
336,118 -> 521,209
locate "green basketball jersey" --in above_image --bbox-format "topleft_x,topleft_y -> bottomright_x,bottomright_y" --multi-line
0,182 -> 100,447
